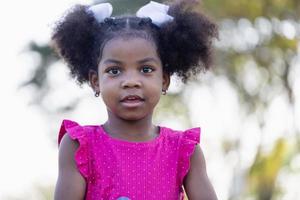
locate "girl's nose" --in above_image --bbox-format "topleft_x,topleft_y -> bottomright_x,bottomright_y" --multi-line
121,73 -> 142,88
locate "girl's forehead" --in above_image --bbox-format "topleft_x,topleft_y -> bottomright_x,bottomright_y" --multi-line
101,37 -> 159,61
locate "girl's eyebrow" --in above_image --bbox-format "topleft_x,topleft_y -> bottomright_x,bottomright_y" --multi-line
103,57 -> 160,65
138,57 -> 160,65
103,59 -> 122,65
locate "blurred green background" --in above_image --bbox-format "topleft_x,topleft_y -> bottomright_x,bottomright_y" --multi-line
2,0 -> 299,199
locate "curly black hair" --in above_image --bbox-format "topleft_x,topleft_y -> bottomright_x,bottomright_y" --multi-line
51,0 -> 218,84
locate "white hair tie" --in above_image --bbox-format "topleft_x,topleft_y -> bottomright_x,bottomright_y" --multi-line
136,1 -> 174,26
88,1 -> 173,26
88,3 -> 113,23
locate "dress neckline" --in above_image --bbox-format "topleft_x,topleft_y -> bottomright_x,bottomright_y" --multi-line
98,125 -> 165,146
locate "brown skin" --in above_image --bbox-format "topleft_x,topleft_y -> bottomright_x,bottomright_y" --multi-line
90,38 -> 170,141
54,135 -> 86,200
184,145 -> 218,200
54,38 -> 218,200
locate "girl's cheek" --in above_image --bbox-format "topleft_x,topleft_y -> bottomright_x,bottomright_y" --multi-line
99,74 -> 111,84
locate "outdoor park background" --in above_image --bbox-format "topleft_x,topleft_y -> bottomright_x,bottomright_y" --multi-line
0,0 -> 299,199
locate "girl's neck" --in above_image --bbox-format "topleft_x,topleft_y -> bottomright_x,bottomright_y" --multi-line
103,113 -> 159,141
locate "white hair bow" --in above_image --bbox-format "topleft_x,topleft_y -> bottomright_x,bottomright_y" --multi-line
136,1 -> 174,26
88,3 -> 113,23
88,1 -> 174,26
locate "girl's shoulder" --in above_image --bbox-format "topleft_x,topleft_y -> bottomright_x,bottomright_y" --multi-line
58,119 -> 99,145
57,119 -> 99,179
58,119 -> 83,145
161,125 -> 201,145
161,126 -> 201,184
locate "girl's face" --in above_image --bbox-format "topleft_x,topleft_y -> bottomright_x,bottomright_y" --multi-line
91,37 -> 170,121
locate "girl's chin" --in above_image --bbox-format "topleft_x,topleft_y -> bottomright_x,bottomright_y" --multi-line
116,112 -> 150,122
120,115 -> 148,122
106,106 -> 155,122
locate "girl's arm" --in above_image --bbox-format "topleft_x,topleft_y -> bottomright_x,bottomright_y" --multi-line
183,145 -> 218,200
54,134 -> 86,200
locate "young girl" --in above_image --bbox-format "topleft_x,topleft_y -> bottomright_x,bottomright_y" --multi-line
52,1 -> 218,199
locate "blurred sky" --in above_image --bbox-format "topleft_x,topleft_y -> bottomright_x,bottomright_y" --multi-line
0,0 -> 91,198
0,0 -> 299,199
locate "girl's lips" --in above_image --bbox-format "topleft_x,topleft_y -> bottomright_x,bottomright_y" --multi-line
120,96 -> 145,108
120,95 -> 144,102
121,100 -> 144,108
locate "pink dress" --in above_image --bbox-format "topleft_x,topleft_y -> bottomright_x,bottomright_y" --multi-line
58,119 -> 200,200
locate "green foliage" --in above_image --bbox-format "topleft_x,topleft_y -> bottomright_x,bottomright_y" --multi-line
154,91 -> 192,127
22,42 -> 57,89
248,139 -> 289,200
203,0 -> 300,20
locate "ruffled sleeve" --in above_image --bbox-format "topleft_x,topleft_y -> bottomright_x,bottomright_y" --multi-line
178,127 -> 201,185
58,119 -> 89,179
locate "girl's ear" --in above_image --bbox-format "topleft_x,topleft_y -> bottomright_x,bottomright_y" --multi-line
88,69 -> 100,93
162,72 -> 171,91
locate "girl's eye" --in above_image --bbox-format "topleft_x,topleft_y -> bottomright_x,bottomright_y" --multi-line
141,66 -> 154,73
107,68 -> 121,75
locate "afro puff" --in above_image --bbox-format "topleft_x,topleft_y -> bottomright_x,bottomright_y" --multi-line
51,0 -> 218,84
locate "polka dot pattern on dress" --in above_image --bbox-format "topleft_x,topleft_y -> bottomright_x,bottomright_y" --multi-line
58,120 -> 200,200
